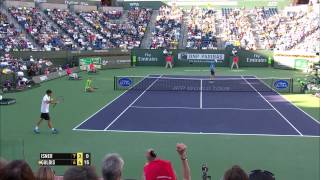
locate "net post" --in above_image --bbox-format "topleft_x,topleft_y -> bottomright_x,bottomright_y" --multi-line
290,78 -> 293,94
200,79 -> 203,109
114,76 -> 116,90
271,78 -> 275,92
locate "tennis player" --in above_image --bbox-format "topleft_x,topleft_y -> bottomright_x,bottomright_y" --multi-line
85,77 -> 95,92
34,89 -> 58,134
210,61 -> 216,79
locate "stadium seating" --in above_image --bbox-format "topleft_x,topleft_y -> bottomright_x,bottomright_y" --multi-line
0,53 -> 63,92
79,7 -> 152,49
0,5 -> 318,52
150,6 -> 182,49
185,7 -> 218,50
0,11 -> 34,52
45,8 -> 105,50
274,11 -> 319,51
221,8 -> 257,50
9,7 -> 73,51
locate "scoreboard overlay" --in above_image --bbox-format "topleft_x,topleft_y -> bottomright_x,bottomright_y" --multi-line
39,153 -> 91,166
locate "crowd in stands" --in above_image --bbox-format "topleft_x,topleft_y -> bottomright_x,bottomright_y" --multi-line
79,7 -> 152,49
0,143 -> 271,180
0,54 -> 61,91
0,4 -> 319,52
185,7 -> 218,50
150,6 -> 182,49
125,7 -> 152,49
78,10 -> 119,49
292,29 -> 320,52
221,8 -> 257,50
220,6 -> 319,52
273,11 -> 320,52
0,11 -> 34,52
102,10 -> 123,20
8,7 -> 73,51
45,8 -> 105,50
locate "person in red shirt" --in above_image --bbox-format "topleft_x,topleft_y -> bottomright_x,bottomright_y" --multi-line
66,66 -> 72,76
143,150 -> 176,180
231,53 -> 239,70
66,66 -> 80,80
143,143 -> 191,180
165,55 -> 173,69
88,62 -> 97,73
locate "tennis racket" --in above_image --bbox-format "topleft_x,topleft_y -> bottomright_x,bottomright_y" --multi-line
52,96 -> 64,108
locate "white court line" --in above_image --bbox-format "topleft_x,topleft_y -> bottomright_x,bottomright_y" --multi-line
253,75 -> 320,125
72,74 -> 152,130
200,79 -> 203,109
104,75 -> 163,130
130,105 -> 274,111
73,90 -> 128,130
72,128 -> 320,138
241,76 -> 303,136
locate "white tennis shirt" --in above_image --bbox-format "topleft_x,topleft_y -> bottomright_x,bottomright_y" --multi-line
41,94 -> 50,113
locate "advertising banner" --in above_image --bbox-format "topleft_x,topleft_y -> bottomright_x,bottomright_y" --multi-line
79,57 -> 102,70
176,50 -> 226,66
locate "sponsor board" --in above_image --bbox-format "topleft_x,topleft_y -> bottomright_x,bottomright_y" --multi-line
245,54 -> 267,63
137,52 -> 160,62
177,52 -> 225,63
118,77 -> 133,87
273,80 -> 289,89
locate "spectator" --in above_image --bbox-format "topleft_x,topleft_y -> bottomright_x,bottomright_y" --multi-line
0,54 -> 65,92
248,169 -> 275,180
143,149 -> 177,180
232,48 -> 238,56
0,12 -> 34,52
150,5 -> 182,49
64,166 -> 99,180
0,158 -> 8,172
163,49 -> 168,55
79,8 -> 151,49
0,160 -> 35,180
45,8 -> 101,50
185,7 -> 217,50
223,165 -> 249,180
176,143 -> 191,180
8,7 -> 72,51
35,166 -> 55,180
143,143 -> 191,180
102,153 -> 124,180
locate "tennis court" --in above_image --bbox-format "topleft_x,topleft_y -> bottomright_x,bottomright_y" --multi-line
74,75 -> 320,137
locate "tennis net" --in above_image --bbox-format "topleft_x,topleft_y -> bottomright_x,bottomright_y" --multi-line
114,76 -> 293,93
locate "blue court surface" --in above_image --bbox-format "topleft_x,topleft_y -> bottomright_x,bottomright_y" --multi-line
73,75 -> 320,137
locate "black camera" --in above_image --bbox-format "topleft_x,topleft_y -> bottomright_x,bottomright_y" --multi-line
202,164 -> 211,180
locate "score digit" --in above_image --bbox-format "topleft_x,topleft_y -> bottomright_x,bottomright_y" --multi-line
77,153 -> 82,159
84,159 -> 90,166
84,153 -> 90,159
